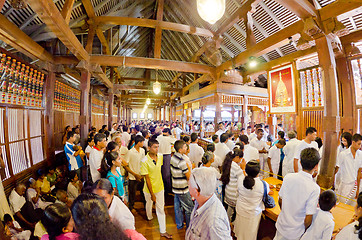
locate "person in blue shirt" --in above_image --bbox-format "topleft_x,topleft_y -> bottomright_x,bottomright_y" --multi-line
64,131 -> 84,176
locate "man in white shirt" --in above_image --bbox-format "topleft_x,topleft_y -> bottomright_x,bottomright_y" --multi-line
215,133 -> 231,165
226,133 -> 235,150
89,133 -> 107,182
238,135 -> 259,163
274,148 -> 320,240
250,129 -> 269,174
282,131 -> 300,176
267,139 -> 286,180
215,122 -> 225,138
335,133 -> 362,205
120,126 -> 131,147
188,133 -> 204,167
293,127 -> 318,173
110,123 -> 118,134
172,124 -> 183,140
126,135 -> 146,211
156,128 -> 176,193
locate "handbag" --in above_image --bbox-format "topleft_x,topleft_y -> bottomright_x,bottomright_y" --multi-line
262,180 -> 275,208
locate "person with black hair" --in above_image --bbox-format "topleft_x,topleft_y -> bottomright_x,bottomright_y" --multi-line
121,126 -> 131,147
92,179 -> 137,234
335,131 -> 353,192
239,135 -> 259,163
62,125 -> 72,146
71,193 -> 131,240
3,213 -> 31,240
207,143 -> 222,171
189,133 -> 204,168
272,131 -> 285,146
336,133 -> 362,205
220,148 -> 244,222
67,171 -> 82,201
215,122 -> 225,138
250,128 -> 269,176
248,124 -> 263,142
102,150 -> 125,200
212,134 -> 219,144
283,130 -> 300,177
274,148 -> 320,240
125,135 -> 146,211
141,130 -> 149,149
89,133 -> 107,182
226,133 -> 235,150
182,135 -> 191,144
84,137 -> 94,159
234,160 -> 265,240
335,191 -> 362,240
40,203 -> 78,240
300,190 -> 336,240
267,139 -> 286,180
64,131 -> 84,173
215,133 -> 231,165
293,127 -> 318,173
140,139 -> 172,238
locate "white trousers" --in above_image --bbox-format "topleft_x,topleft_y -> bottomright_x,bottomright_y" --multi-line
337,181 -> 357,206
273,230 -> 301,240
234,212 -> 262,240
144,190 -> 166,233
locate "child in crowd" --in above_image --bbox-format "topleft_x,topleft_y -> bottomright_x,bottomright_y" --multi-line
300,190 -> 336,240
67,171 -> 82,201
267,139 -> 286,180
3,213 -> 31,240
85,137 -> 94,159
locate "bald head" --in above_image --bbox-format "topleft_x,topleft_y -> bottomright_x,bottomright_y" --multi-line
15,183 -> 26,196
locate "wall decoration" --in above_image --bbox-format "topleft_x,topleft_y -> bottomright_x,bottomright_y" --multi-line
268,64 -> 296,113
351,58 -> 362,105
299,67 -> 324,108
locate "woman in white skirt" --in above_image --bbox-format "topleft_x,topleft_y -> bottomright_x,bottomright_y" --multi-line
234,160 -> 268,240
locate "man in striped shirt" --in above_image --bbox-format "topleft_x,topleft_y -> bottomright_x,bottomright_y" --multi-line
170,140 -> 194,229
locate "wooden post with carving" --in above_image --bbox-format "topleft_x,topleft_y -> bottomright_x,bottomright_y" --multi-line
80,70 -> 91,147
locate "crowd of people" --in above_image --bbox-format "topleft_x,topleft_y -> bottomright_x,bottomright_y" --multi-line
2,119 -> 362,240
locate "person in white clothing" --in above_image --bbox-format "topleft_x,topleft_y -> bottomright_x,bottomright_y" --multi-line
172,124 -> 183,140
335,133 -> 362,205
215,122 -> 225,138
250,129 -> 269,175
234,160 -> 267,240
300,190 -> 336,240
335,191 -> 362,240
93,178 -> 137,231
208,143 -> 222,171
293,127 -> 318,173
214,133 -> 231,165
274,148 -> 320,240
334,132 -> 353,192
267,139 -> 286,180
89,133 -> 107,182
239,135 -> 259,163
282,131 -> 300,176
110,123 -> 118,134
120,126 -> 131,147
226,133 -> 235,150
188,133 -> 204,167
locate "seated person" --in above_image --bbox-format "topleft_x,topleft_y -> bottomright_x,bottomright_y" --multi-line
55,189 -> 72,208
36,169 -> 55,203
3,213 -> 31,240
67,171 -> 82,201
27,178 -> 51,210
46,167 -> 58,186
9,183 -> 42,229
34,221 -> 47,240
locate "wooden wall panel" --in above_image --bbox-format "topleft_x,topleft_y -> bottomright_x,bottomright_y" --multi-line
302,109 -> 324,138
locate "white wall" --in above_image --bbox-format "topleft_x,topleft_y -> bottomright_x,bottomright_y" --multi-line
131,108 -> 154,121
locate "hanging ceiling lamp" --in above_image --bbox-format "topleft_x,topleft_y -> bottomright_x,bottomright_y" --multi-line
196,0 -> 225,24
153,70 -> 161,95
146,98 -> 151,105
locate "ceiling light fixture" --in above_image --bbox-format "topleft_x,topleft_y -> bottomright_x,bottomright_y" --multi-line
153,69 -> 161,95
146,98 -> 151,105
248,56 -> 258,68
196,0 -> 225,24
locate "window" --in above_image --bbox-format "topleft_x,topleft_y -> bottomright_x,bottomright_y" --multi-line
147,113 -> 153,119
0,107 -> 45,181
132,113 -> 138,119
139,113 -> 145,119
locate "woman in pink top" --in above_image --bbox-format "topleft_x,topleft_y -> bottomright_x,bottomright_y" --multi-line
41,203 -> 79,240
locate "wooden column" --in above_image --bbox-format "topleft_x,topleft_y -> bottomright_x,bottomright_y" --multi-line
117,100 -> 121,123
200,106 -> 205,138
44,70 -> 55,165
231,106 -> 235,124
238,110 -> 242,123
243,95 -> 249,128
108,92 -> 114,130
163,106 -> 166,122
88,87 -> 93,130
122,103 -> 126,122
336,56 -> 355,133
80,70 -> 91,147
103,100 -> 107,126
316,36 -> 340,189
214,93 -> 222,130
182,106 -> 186,131
267,114 -> 276,139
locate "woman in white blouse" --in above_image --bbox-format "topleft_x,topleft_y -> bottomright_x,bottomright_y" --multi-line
335,192 -> 362,240
67,171 -> 82,200
234,160 -> 268,240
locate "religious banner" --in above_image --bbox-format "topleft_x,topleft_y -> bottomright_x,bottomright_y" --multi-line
268,64 -> 296,113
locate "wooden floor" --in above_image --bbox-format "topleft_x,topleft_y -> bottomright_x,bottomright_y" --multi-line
133,200 -> 186,240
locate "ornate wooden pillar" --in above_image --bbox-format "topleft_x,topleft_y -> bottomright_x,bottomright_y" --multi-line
44,70 -> 55,164
231,106 -> 235,124
316,36 -> 340,189
214,93 -> 222,130
80,70 -> 91,147
108,91 -> 114,130
200,106 -> 205,138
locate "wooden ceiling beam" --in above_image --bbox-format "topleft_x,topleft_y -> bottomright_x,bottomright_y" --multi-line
122,77 -> 170,84
0,14 -> 54,63
114,84 -> 180,93
90,55 -> 215,74
274,0 -> 317,19
121,94 -> 169,100
61,0 -> 76,24
319,0 -> 362,21
92,16 -> 214,38
154,0 -> 164,59
27,0 -> 89,61
217,20 -> 303,73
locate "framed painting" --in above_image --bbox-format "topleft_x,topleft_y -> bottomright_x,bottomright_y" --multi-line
268,64 -> 296,113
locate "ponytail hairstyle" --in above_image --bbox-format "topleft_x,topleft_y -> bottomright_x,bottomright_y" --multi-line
99,141 -> 119,177
243,160 -> 260,190
220,148 -> 244,186
201,151 -> 214,166
354,192 -> 362,239
100,151 -> 119,178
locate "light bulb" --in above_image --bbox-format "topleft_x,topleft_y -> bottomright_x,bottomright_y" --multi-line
153,81 -> 161,95
146,98 -> 151,105
249,60 -> 258,68
197,0 -> 225,24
